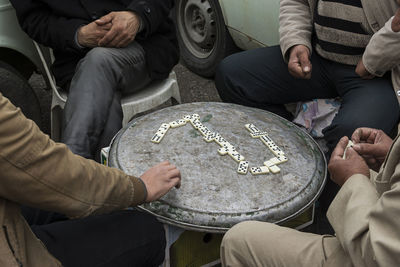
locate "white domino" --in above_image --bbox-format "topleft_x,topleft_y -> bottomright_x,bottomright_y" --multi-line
245,123 -> 262,134
151,123 -> 170,143
214,134 -> 227,146
237,161 -> 249,174
250,166 -> 270,175
190,118 -> 203,129
250,131 -> 269,138
198,125 -> 211,136
268,165 -> 281,174
277,155 -> 288,163
270,145 -> 284,156
156,123 -> 170,133
169,119 -> 187,128
183,114 -> 193,121
263,159 -> 275,167
218,146 -> 230,155
203,132 -> 217,142
228,151 -> 245,162
151,133 -> 163,143
343,140 -> 354,159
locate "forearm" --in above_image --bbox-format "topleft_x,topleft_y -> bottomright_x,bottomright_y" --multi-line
279,0 -> 313,61
327,174 -> 400,266
363,17 -> 400,77
0,94 -> 146,218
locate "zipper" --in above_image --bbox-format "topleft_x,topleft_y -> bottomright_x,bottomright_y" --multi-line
3,225 -> 23,267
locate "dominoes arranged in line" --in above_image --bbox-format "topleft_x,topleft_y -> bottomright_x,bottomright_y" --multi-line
151,116 -> 288,175
246,123 -> 288,174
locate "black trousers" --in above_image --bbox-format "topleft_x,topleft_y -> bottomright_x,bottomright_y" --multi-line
215,46 -> 400,210
22,207 -> 165,267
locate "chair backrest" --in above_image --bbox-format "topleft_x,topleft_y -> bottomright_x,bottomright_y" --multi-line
33,41 -> 57,92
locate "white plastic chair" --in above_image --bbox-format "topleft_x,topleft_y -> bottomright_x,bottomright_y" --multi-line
33,41 -> 181,141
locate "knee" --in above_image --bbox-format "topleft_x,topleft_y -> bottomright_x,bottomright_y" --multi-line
80,47 -> 116,71
215,56 -> 243,102
222,221 -> 266,252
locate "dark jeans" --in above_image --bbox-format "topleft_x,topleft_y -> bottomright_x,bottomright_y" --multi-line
215,45 -> 400,210
22,206 -> 165,267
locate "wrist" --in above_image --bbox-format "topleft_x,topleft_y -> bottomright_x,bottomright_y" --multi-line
76,26 -> 86,47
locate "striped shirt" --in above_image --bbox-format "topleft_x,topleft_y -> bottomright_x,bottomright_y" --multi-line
313,0 -> 373,65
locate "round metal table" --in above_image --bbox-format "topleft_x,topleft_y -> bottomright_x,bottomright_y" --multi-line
108,102 -> 326,233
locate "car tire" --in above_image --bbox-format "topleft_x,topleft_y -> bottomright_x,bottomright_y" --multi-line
0,60 -> 42,128
175,0 -> 239,78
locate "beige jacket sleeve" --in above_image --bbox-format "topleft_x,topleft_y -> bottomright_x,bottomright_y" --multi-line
363,17 -> 400,77
0,93 -> 147,218
279,0 -> 314,61
327,171 -> 400,266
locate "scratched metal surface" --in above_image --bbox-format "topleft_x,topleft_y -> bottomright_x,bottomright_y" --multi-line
108,102 -> 326,233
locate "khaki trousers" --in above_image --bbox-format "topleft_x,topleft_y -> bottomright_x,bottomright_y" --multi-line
220,221 -> 346,267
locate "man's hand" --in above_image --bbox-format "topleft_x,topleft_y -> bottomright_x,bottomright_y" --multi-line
96,11 -> 141,47
355,59 -> 375,79
288,45 -> 312,79
328,137 -> 370,186
140,161 -> 181,202
351,127 -> 393,172
77,21 -> 112,48
392,8 -> 400,32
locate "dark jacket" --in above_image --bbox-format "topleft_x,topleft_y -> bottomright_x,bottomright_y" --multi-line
10,0 -> 179,87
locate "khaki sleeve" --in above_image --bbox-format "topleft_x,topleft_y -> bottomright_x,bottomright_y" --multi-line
327,173 -> 400,267
279,0 -> 313,62
363,17 -> 400,77
0,94 -> 146,218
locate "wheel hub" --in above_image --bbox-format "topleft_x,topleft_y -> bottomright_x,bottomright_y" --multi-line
183,0 -> 216,55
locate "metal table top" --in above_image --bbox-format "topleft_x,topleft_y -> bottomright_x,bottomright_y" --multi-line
108,102 -> 326,233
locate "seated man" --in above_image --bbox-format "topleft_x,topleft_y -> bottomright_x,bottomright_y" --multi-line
221,125 -> 400,266
215,0 -> 400,208
10,0 -> 179,161
0,92 -> 181,266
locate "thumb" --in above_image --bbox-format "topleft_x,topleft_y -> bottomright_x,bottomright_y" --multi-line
96,13 -> 113,25
298,50 -> 311,73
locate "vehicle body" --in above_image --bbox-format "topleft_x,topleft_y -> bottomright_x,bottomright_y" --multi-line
0,0 -> 46,127
175,0 -> 280,77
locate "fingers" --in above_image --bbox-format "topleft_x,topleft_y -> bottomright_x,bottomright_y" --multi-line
351,127 -> 376,143
95,13 -> 114,26
352,143 -> 375,156
330,136 -> 348,160
98,28 -> 118,46
168,168 -> 181,179
288,45 -> 311,79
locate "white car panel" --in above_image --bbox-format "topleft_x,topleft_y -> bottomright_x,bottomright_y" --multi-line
219,0 -> 280,49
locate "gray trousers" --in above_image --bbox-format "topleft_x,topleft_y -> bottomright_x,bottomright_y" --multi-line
61,42 -> 151,160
